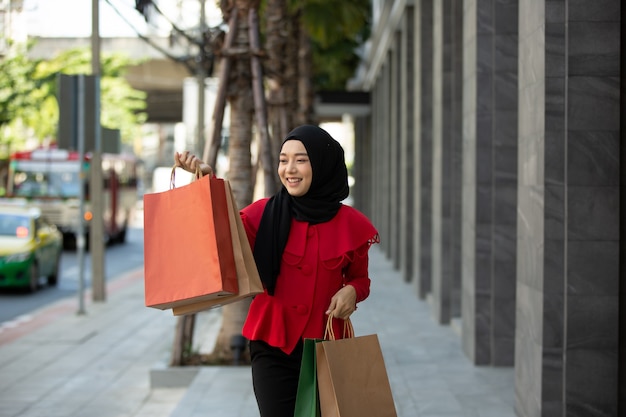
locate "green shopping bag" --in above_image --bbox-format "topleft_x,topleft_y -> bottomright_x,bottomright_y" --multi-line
294,338 -> 323,417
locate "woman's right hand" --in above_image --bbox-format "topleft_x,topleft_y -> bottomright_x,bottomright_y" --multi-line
174,151 -> 213,176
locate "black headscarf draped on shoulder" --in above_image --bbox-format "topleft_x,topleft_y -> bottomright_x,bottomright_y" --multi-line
252,125 -> 349,295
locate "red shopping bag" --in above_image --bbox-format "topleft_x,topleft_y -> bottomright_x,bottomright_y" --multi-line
172,180 -> 263,315
143,168 -> 238,310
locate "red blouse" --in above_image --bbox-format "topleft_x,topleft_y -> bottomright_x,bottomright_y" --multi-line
240,198 -> 379,354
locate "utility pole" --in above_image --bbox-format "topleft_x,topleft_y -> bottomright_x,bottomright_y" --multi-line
196,0 -> 206,156
77,74 -> 87,315
91,0 -> 106,301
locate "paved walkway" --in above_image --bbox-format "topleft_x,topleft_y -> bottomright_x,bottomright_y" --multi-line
0,247 -> 516,417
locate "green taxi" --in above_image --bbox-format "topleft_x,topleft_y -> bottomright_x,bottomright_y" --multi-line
0,206 -> 63,292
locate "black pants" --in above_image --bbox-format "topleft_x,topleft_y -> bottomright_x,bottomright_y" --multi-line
250,339 -> 304,417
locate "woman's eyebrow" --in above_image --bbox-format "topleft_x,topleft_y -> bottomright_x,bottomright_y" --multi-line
279,152 -> 309,157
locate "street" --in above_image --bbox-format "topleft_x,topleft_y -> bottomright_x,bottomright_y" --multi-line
0,226 -> 145,326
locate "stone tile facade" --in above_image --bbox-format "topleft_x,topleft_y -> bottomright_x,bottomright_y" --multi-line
350,0 -> 623,415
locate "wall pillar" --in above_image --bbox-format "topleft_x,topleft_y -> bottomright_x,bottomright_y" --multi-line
515,1 -> 620,415
418,0 -> 434,299
461,0 -> 518,366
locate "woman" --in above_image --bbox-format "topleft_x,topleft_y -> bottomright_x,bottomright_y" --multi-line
175,124 -> 379,417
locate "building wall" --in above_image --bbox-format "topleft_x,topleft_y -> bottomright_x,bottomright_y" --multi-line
351,0 -> 623,415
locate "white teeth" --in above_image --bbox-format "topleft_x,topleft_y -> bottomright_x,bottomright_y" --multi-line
287,178 -> 301,183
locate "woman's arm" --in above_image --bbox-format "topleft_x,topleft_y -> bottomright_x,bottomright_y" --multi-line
325,243 -> 372,320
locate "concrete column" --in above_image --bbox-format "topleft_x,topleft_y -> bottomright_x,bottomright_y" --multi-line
461,0 -> 518,365
411,2 -> 424,295
432,0 -> 463,325
461,0 -> 479,365
490,0 -> 518,366
449,0 -> 464,320
390,33 -> 401,269
380,60 -> 392,257
371,79 -> 384,242
418,0 -> 434,300
399,9 -> 415,283
352,116 -> 372,216
516,1 -> 620,415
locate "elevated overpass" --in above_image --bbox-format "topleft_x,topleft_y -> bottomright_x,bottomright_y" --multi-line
28,36 -> 191,123
27,36 -> 370,124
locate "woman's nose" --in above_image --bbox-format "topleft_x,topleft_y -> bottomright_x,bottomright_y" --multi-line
286,161 -> 297,172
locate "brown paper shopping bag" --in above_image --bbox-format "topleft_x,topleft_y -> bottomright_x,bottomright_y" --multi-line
316,316 -> 397,417
171,180 -> 263,315
143,168 -> 238,310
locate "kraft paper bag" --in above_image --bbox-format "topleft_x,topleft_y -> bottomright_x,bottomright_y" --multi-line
294,338 -> 323,417
143,168 -> 238,310
316,318 -> 397,417
172,180 -> 263,315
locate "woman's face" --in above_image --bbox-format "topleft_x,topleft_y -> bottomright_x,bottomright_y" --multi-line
278,140 -> 312,197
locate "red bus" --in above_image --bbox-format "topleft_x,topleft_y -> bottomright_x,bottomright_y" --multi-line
6,147 -> 138,247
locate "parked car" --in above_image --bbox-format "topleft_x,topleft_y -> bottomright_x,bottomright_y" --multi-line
0,205 -> 63,292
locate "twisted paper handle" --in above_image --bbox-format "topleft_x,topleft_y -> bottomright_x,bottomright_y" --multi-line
324,314 -> 355,341
170,164 -> 203,189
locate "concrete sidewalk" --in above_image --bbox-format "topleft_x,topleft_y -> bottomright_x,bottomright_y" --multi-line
0,247 -> 516,417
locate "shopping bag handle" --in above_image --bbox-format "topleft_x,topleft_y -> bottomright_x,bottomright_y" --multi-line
170,164 -> 203,189
324,314 -> 354,340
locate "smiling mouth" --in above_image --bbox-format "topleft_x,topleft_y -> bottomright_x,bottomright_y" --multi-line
287,178 -> 301,184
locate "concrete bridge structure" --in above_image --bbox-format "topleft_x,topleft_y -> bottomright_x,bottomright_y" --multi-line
28,36 -> 191,123
27,36 -> 370,125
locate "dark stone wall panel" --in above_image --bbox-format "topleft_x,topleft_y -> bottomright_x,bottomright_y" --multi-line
544,129 -> 566,185
541,348 -> 564,414
568,186 -> 619,240
567,241 -> 619,296
565,347 -> 618,417
568,22 -> 620,76
493,185 -> 518,224
567,295 -> 619,349
568,0 -> 620,22
543,184 -> 565,240
543,238 -> 565,295
545,22 -> 566,77
494,145 -> 518,182
567,131 -> 620,186
568,76 -> 620,131
542,292 -> 565,348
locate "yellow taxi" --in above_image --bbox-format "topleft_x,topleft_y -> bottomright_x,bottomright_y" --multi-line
0,205 -> 63,292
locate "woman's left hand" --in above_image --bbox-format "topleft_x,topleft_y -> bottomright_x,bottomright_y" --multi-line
326,285 -> 357,320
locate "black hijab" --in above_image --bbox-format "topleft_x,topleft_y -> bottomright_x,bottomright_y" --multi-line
253,125 -> 349,295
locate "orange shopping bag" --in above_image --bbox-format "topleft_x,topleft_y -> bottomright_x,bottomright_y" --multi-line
172,180 -> 263,315
143,168 -> 238,310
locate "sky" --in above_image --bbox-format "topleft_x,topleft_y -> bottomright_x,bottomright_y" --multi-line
22,0 -> 222,38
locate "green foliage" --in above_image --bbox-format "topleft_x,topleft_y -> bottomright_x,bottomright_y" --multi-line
289,0 -> 371,90
0,45 -> 147,157
0,45 -> 43,152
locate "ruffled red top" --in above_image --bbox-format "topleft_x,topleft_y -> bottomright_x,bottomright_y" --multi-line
240,198 -> 379,354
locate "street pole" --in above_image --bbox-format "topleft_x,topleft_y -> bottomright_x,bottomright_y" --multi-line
196,0 -> 206,155
91,0 -> 106,301
77,74 -> 86,315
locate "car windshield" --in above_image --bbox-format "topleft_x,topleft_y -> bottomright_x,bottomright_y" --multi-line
11,160 -> 81,198
0,214 -> 31,238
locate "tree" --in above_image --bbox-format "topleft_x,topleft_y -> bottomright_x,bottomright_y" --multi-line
0,45 -> 45,156
172,0 -> 371,366
172,0 -> 266,366
0,45 -> 147,158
